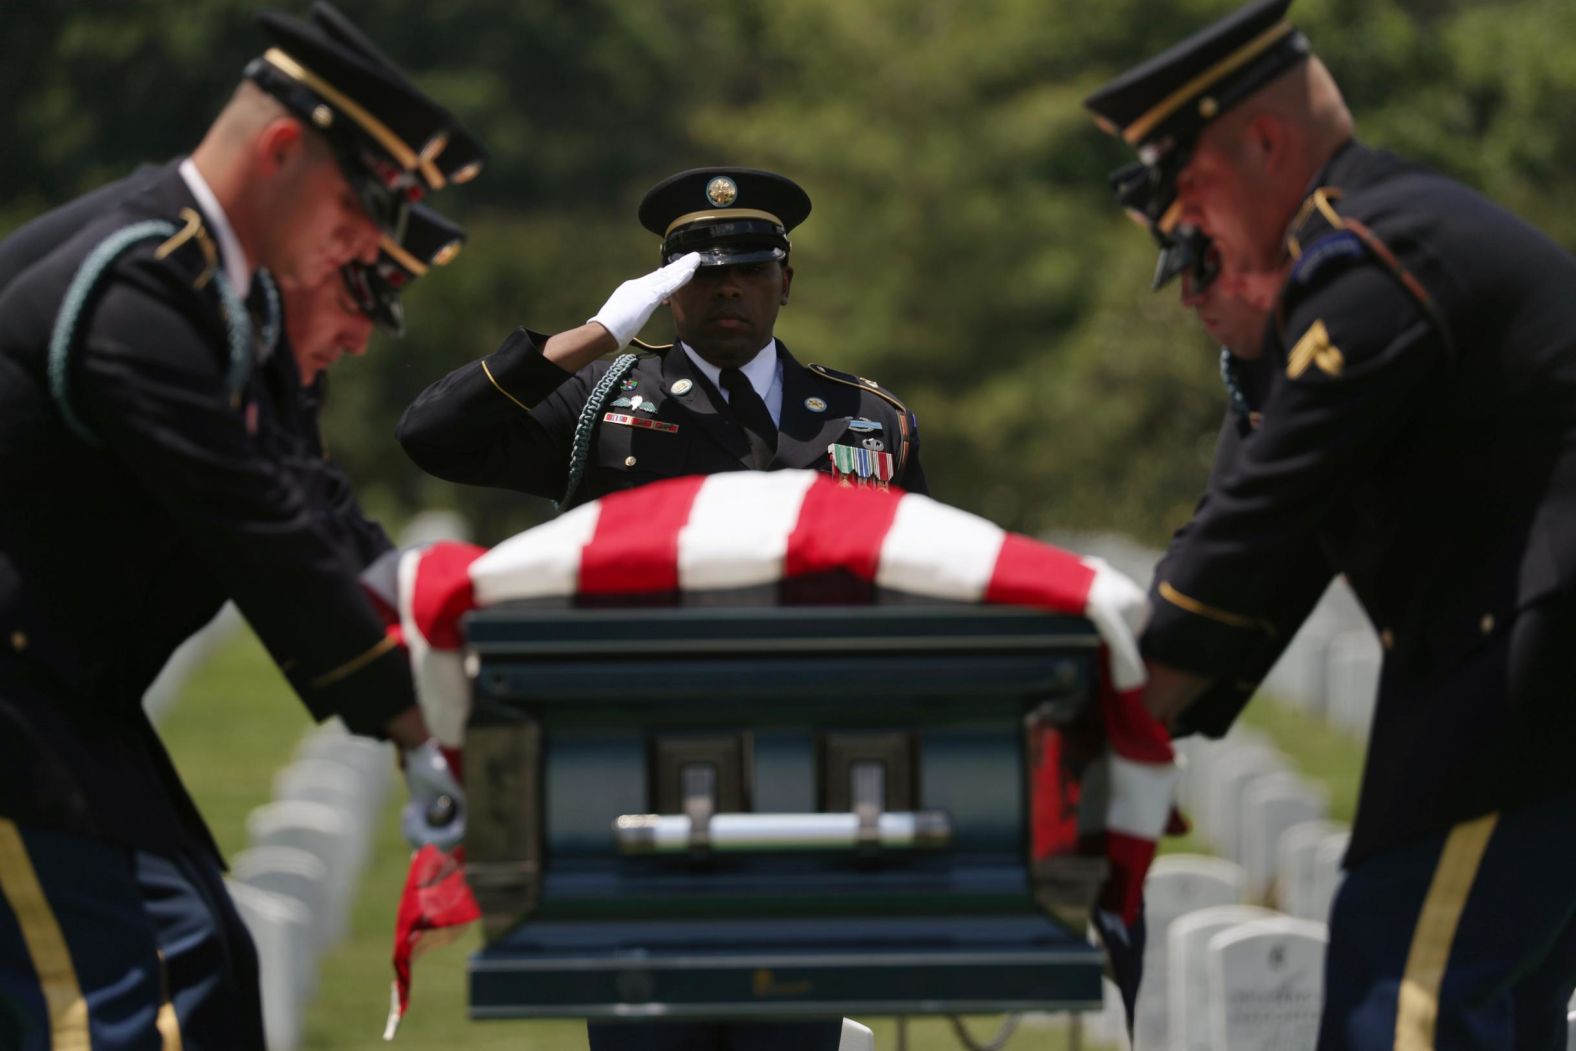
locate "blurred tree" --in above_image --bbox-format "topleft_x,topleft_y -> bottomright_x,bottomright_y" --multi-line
4,0 -> 1576,545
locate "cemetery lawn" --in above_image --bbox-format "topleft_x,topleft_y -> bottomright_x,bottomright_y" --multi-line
1237,696 -> 1364,825
162,628 -> 1114,1051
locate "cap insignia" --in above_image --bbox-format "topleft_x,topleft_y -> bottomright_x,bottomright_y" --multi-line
705,176 -> 739,208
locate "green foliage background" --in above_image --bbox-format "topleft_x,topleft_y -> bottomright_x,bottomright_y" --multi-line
6,0 -> 1576,544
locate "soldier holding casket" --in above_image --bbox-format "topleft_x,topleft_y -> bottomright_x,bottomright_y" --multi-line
1086,1 -> 1576,1045
0,6 -> 479,1046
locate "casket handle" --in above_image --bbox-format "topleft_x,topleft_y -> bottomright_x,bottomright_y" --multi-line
612,811 -> 951,854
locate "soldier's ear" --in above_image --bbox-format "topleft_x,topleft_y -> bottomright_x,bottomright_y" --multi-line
780,263 -> 793,306
255,117 -> 306,177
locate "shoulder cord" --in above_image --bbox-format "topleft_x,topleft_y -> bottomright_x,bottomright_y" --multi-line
558,352 -> 638,509
254,268 -> 282,363
1219,347 -> 1253,420
48,220 -> 255,443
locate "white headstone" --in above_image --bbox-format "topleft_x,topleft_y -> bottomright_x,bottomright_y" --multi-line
294,725 -> 393,803
273,758 -> 382,857
227,880 -> 310,1051
1090,977 -> 1134,1050
837,1018 -> 874,1051
400,509 -> 473,545
1308,831 -> 1350,927
1276,820 -> 1345,920
245,800 -> 359,945
1135,856 -> 1248,1049
1264,627 -> 1329,714
1199,745 -> 1284,850
1240,775 -> 1327,899
1206,916 -> 1328,1051
1216,762 -> 1290,863
1167,905 -> 1278,1051
232,845 -> 332,960
1325,631 -> 1381,739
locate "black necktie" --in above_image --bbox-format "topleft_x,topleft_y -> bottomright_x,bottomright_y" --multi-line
720,367 -> 777,469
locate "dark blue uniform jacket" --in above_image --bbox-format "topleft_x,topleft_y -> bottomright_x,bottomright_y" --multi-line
397,328 -> 927,508
1144,141 -> 1576,865
0,166 -> 410,857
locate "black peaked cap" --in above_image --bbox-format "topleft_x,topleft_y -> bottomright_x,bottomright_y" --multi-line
249,2 -> 487,233
1084,0 -> 1307,154
639,168 -> 812,267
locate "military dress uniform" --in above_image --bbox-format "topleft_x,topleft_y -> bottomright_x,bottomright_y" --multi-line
398,332 -> 925,508
0,6 -> 482,1048
1086,2 -> 1576,1046
402,168 -> 916,1051
398,167 -> 926,510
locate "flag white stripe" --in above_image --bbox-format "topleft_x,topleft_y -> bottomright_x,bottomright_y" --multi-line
1083,557 -> 1149,692
471,500 -> 602,603
1104,754 -> 1179,839
875,494 -> 1005,601
397,548 -> 470,747
677,471 -> 818,591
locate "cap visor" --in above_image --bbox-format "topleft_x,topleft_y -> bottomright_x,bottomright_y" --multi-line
672,246 -> 788,268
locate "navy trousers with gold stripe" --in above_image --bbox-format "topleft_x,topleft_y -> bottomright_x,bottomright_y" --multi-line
1318,789 -> 1576,1050
0,820 -> 264,1050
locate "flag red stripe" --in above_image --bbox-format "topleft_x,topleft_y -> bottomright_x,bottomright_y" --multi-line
408,542 -> 486,650
1102,830 -> 1158,925
1100,670 -> 1174,764
784,482 -> 904,583
983,532 -> 1096,612
578,476 -> 706,595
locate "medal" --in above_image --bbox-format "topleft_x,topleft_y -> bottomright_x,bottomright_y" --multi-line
827,443 -> 894,489
620,377 -> 638,392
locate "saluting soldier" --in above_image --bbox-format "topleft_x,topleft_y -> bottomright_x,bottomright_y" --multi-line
0,6 -> 480,1047
398,167 -> 927,508
402,168 -> 896,1051
1086,1 -> 1576,1046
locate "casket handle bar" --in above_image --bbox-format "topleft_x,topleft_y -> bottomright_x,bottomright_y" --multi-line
613,810 -> 952,854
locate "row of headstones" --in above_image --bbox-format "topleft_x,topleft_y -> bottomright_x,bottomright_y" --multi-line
225,721 -> 396,1051
1173,727 -> 1345,912
1050,531 -> 1382,738
1073,716 -> 1352,1050
1077,854 -> 1329,1051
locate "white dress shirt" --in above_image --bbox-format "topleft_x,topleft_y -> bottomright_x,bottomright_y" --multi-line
177,158 -> 252,300
680,339 -> 784,426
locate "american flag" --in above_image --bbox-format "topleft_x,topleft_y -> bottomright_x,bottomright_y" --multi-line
376,470 -> 1176,1035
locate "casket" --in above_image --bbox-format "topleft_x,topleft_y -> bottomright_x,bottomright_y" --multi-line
460,600 -> 1108,1020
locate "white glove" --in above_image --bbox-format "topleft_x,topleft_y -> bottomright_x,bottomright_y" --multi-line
588,252 -> 703,348
401,738 -> 466,851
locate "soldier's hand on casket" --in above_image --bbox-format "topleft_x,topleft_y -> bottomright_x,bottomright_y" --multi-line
589,252 -> 702,348
400,738 -> 467,851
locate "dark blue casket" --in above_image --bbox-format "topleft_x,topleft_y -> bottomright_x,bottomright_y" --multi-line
460,601 -> 1108,1021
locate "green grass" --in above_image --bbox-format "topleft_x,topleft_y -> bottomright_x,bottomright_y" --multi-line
160,627 -> 1112,1050
1235,696 -> 1365,825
